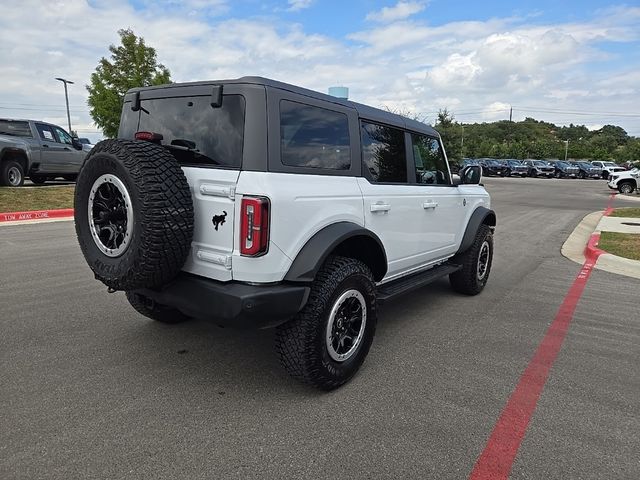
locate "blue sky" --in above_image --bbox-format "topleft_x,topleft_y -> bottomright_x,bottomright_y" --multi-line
1,0 -> 639,140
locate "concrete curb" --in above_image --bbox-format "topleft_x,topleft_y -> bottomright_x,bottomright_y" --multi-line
612,192 -> 640,203
0,208 -> 74,225
562,211 -> 640,280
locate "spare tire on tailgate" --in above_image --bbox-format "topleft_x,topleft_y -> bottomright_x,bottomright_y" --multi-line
74,139 -> 194,291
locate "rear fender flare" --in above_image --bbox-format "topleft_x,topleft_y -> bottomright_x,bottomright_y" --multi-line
284,222 -> 387,283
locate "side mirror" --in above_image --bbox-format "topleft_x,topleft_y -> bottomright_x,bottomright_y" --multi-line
458,165 -> 482,185
71,137 -> 82,150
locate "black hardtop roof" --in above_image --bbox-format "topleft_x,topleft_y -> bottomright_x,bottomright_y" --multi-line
126,76 -> 439,137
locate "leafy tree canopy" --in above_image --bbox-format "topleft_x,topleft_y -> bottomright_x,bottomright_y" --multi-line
433,113 -> 637,164
87,29 -> 171,138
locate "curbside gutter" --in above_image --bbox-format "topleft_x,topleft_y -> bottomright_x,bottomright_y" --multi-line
0,208 -> 74,225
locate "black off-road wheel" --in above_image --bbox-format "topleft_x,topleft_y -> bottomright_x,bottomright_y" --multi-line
449,224 -> 494,295
74,139 -> 194,291
1,160 -> 24,187
125,291 -> 190,324
275,256 -> 377,390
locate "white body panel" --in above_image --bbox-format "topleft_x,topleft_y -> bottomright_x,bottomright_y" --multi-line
180,166 -> 492,285
357,178 -> 489,282
181,167 -> 240,282
233,171 -> 364,283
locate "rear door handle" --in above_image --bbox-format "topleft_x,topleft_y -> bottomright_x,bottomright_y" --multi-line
422,201 -> 439,209
370,203 -> 391,213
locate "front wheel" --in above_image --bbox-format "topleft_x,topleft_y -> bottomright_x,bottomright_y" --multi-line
449,224 -> 494,295
618,182 -> 636,194
275,256 -> 377,390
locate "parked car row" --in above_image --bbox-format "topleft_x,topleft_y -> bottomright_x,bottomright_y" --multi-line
0,118 -> 94,187
455,158 -> 633,180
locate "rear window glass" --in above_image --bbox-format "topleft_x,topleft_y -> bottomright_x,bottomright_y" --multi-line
0,120 -> 32,138
122,95 -> 245,168
279,100 -> 350,170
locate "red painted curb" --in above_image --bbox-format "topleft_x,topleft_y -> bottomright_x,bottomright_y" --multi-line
0,208 -> 74,223
468,195 -> 615,480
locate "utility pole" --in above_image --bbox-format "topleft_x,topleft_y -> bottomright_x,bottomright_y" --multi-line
509,105 -> 513,122
55,77 -> 74,134
461,124 -> 465,158
564,140 -> 569,161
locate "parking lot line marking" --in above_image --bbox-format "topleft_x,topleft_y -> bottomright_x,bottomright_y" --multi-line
468,198 -> 613,480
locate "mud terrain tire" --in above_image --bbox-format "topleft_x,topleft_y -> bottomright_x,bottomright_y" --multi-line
74,139 -> 193,290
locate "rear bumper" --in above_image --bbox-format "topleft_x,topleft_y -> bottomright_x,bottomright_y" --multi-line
136,273 -> 310,329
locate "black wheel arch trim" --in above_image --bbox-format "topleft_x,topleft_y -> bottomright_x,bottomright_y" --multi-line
456,206 -> 496,255
284,222 -> 388,283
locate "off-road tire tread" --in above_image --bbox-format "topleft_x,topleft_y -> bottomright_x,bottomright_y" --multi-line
275,256 -> 377,390
75,139 -> 194,290
449,224 -> 493,295
125,291 -> 190,324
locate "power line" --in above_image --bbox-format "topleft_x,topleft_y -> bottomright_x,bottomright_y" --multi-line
0,106 -> 89,113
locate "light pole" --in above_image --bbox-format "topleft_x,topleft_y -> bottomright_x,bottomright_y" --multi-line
564,140 -> 569,161
55,77 -> 74,134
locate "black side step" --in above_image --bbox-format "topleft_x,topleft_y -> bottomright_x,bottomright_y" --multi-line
376,263 -> 461,304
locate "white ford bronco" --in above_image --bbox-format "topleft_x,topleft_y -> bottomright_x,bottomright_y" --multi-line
74,77 -> 495,390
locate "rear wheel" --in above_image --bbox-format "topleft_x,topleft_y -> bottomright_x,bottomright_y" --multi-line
1,160 -> 24,187
125,291 -> 190,324
579,171 -> 586,179
275,256 -> 377,390
450,224 -> 493,295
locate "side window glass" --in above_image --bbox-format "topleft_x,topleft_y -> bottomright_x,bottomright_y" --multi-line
361,121 -> 407,183
280,100 -> 350,170
36,124 -> 56,142
54,127 -> 73,145
411,134 -> 451,185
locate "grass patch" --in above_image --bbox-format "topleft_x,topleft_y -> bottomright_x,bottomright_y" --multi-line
0,186 -> 75,212
610,207 -> 640,218
599,232 -> 640,261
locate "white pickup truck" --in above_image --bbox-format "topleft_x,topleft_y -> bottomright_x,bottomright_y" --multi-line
608,168 -> 639,194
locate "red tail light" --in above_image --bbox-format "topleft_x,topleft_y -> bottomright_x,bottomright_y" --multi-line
240,196 -> 270,256
135,131 -> 163,143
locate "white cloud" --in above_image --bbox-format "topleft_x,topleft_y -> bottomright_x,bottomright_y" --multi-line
366,1 -> 427,23
0,0 -> 638,140
287,0 -> 314,12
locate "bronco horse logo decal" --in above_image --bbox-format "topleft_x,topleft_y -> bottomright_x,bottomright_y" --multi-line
212,211 -> 227,231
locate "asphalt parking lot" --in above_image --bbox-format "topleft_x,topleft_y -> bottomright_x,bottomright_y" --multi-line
1,177 -> 639,479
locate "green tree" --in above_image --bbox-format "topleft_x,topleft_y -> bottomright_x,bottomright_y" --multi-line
434,109 -> 463,161
87,29 -> 171,138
